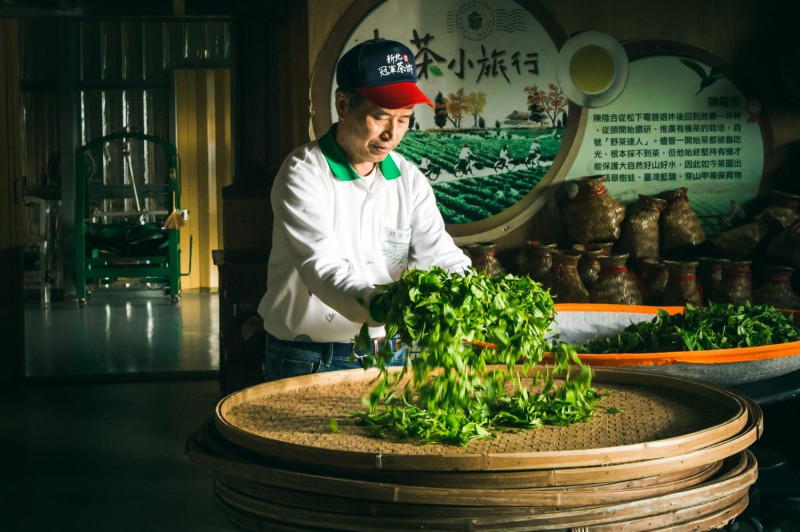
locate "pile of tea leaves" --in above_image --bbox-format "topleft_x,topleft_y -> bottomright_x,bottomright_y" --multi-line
573,302 -> 800,354
352,267 -> 602,446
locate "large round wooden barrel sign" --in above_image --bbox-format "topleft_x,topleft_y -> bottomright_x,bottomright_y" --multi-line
188,367 -> 761,530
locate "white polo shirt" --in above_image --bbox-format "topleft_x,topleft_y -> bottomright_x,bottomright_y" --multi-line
258,124 -> 471,343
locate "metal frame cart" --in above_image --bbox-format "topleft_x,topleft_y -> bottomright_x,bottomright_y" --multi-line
74,130 -> 183,306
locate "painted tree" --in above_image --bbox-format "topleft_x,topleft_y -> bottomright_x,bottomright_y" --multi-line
446,88 -> 465,128
462,91 -> 487,128
524,83 -> 567,128
434,91 -> 448,129
524,88 -> 546,124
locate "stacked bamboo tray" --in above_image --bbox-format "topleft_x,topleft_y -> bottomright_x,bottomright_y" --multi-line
187,367 -> 762,531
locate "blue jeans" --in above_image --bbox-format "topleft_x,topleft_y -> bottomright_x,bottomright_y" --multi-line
264,333 -> 407,381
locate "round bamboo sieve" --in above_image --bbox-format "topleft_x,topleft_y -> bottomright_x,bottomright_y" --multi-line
204,451 -> 755,530
214,366 -> 758,474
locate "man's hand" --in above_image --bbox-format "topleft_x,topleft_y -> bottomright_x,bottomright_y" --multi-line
369,291 -> 390,323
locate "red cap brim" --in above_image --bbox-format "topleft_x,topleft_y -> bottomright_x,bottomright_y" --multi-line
357,81 -> 434,109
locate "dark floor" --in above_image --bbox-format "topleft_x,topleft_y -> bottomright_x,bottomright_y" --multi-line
4,289 -> 800,531
24,287 -> 221,378
3,290 -> 238,531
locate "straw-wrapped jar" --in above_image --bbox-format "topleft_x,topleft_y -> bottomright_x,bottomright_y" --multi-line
518,242 -> 556,281
696,257 -> 728,305
659,188 -> 706,254
753,265 -> 800,310
761,191 -> 800,230
573,245 -> 605,290
468,242 -> 505,276
722,260 -> 753,306
586,241 -> 615,255
621,194 -> 667,260
589,253 -> 643,305
768,222 -> 800,271
508,240 -> 539,276
708,221 -> 769,260
662,260 -> 703,306
636,258 -> 669,306
542,249 -> 589,303
563,175 -> 625,244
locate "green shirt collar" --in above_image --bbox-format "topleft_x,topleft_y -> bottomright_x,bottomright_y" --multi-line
319,123 -> 401,181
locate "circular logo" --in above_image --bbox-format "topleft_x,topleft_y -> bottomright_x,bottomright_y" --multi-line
455,1 -> 495,41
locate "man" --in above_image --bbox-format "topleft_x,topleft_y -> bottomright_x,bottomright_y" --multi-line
724,199 -> 746,229
419,155 -> 431,175
527,139 -> 541,166
497,144 -> 511,170
259,38 -> 471,381
457,142 -> 474,173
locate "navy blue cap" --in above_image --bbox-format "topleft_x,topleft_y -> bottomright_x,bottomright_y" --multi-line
336,38 -> 434,109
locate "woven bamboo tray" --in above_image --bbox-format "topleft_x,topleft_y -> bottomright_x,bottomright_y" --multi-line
187,423 -> 755,531
214,366 -> 759,475
190,367 -> 761,530
549,304 -> 800,386
188,421 -> 725,507
210,454 -> 753,529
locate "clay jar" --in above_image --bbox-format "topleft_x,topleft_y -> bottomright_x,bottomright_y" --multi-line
543,249 -> 589,303
469,242 -> 505,276
661,260 -> 703,307
722,260 -> 753,306
753,265 -> 800,310
563,175 -> 625,245
589,253 -> 643,305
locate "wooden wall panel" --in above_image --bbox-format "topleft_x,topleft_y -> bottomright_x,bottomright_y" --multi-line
174,68 -> 232,290
0,19 -> 25,381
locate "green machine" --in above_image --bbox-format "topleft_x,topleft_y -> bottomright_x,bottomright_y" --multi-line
75,130 -> 185,306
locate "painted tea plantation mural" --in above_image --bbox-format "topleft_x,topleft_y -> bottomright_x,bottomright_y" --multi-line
329,0 -> 568,225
